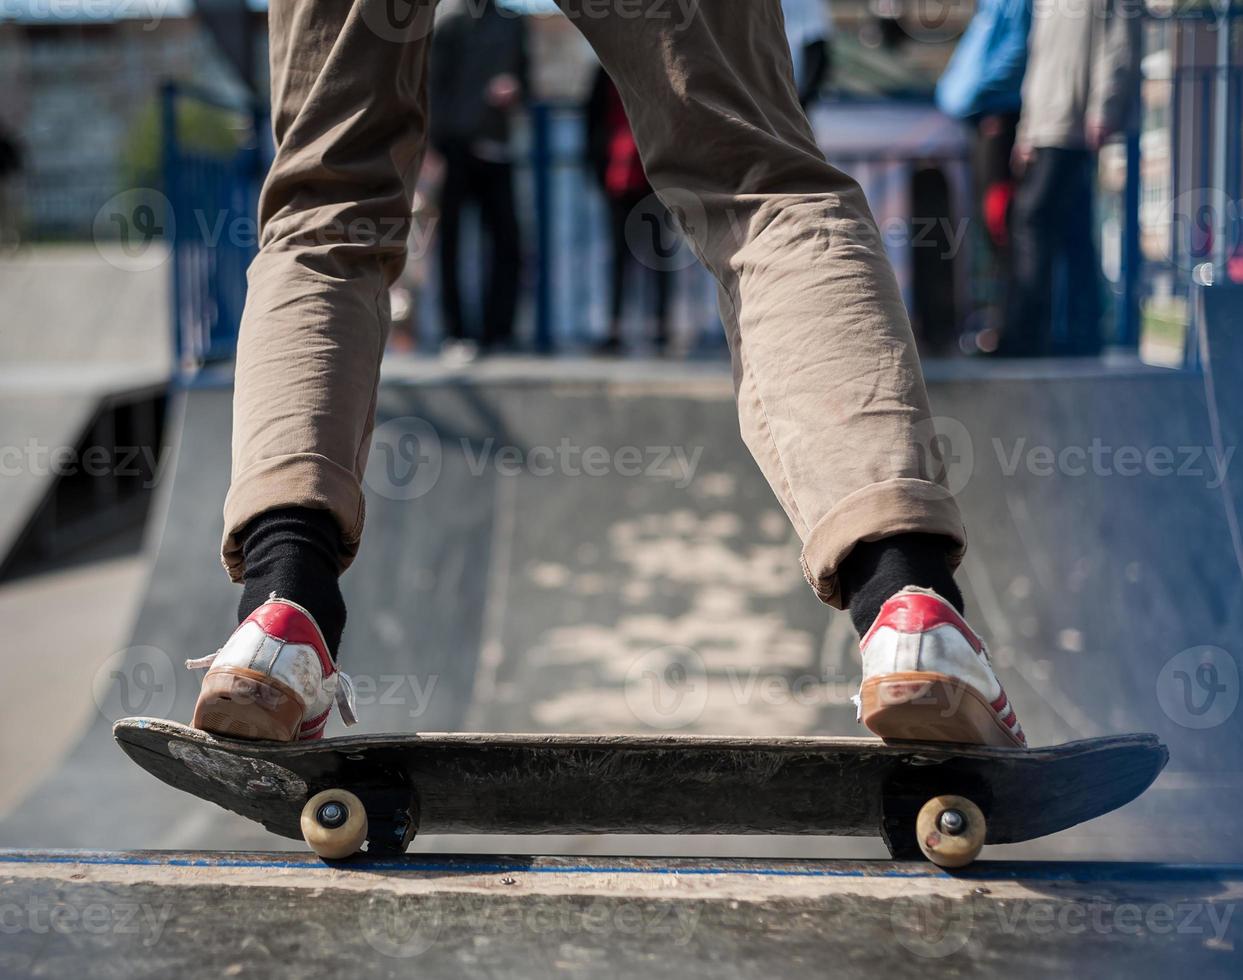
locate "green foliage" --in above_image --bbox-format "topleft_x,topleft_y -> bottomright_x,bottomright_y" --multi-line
120,97 -> 244,190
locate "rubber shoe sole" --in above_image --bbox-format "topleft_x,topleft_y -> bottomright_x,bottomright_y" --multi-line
191,667 -> 305,742
860,671 -> 1025,748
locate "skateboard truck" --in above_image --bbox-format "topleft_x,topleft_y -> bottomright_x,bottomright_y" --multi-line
880,765 -> 991,868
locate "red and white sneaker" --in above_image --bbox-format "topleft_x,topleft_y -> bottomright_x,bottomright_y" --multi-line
186,597 -> 357,742
856,587 -> 1026,748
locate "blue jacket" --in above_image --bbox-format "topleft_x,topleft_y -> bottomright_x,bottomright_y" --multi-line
936,0 -> 1032,121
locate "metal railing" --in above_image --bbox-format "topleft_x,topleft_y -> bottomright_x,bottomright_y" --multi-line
1122,3 -> 1243,360
161,82 -> 265,373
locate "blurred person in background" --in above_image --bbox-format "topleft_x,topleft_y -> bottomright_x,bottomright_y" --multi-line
936,0 -> 1032,350
197,0 -> 1029,752
584,66 -> 674,356
781,0 -> 836,108
1003,0 -> 1141,357
430,0 -> 528,361
0,126 -> 22,252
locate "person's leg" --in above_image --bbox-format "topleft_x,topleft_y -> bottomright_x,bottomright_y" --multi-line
601,195 -> 630,349
477,158 -> 521,348
975,112 -> 1019,260
437,144 -> 469,342
624,190 -> 676,351
1061,149 -> 1103,356
203,0 -> 434,738
1002,148 -> 1059,357
558,0 -> 963,613
651,259 -> 673,353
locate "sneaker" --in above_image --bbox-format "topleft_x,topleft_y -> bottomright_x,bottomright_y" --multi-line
856,587 -> 1026,747
187,597 -> 357,742
440,338 -> 480,365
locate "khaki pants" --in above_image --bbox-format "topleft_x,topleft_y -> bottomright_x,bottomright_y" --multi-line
223,0 -> 965,607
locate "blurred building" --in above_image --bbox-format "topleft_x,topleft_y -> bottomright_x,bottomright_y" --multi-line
0,5 -> 247,238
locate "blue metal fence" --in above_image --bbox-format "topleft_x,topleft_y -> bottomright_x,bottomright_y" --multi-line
162,82 -> 266,372
1124,5 -> 1243,361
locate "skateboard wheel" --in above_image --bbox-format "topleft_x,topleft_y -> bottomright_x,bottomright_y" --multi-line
301,789 -> 368,860
915,795 -> 986,869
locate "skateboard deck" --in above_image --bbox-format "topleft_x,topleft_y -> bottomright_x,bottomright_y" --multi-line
114,718 -> 1166,866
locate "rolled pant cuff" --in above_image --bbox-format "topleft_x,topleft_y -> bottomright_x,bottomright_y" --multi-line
799,478 -> 967,609
221,453 -> 364,583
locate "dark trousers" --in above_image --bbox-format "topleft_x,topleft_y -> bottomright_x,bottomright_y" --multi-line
974,112 -> 1019,259
606,191 -> 674,346
1003,147 -> 1103,357
438,146 -> 521,346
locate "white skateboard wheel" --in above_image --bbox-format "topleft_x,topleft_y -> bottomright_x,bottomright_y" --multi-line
915,795 -> 986,869
301,789 -> 368,860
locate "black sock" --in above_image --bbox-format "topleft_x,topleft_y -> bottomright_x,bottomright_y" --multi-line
238,507 -> 347,660
838,533 -> 964,638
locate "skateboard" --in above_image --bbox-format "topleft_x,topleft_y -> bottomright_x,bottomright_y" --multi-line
114,718 -> 1167,868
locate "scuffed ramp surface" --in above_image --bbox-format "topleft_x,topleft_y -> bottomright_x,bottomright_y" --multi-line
3,362 -> 1241,860
2,852 -> 1241,980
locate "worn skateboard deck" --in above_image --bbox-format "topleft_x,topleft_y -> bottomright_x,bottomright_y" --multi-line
114,718 -> 1167,862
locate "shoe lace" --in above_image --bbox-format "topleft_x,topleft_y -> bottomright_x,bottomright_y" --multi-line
185,651 -> 358,727
334,669 -> 358,726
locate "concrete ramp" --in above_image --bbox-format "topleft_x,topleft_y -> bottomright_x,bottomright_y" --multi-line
0,246 -> 170,566
2,358 -> 1241,862
2,850 -> 1240,979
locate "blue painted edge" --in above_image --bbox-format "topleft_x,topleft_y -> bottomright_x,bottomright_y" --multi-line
1,850 -> 1240,884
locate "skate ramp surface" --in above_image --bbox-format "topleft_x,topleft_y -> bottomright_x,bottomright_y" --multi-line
4,850 -> 1240,980
2,357 -> 1241,862
0,245 -> 169,564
